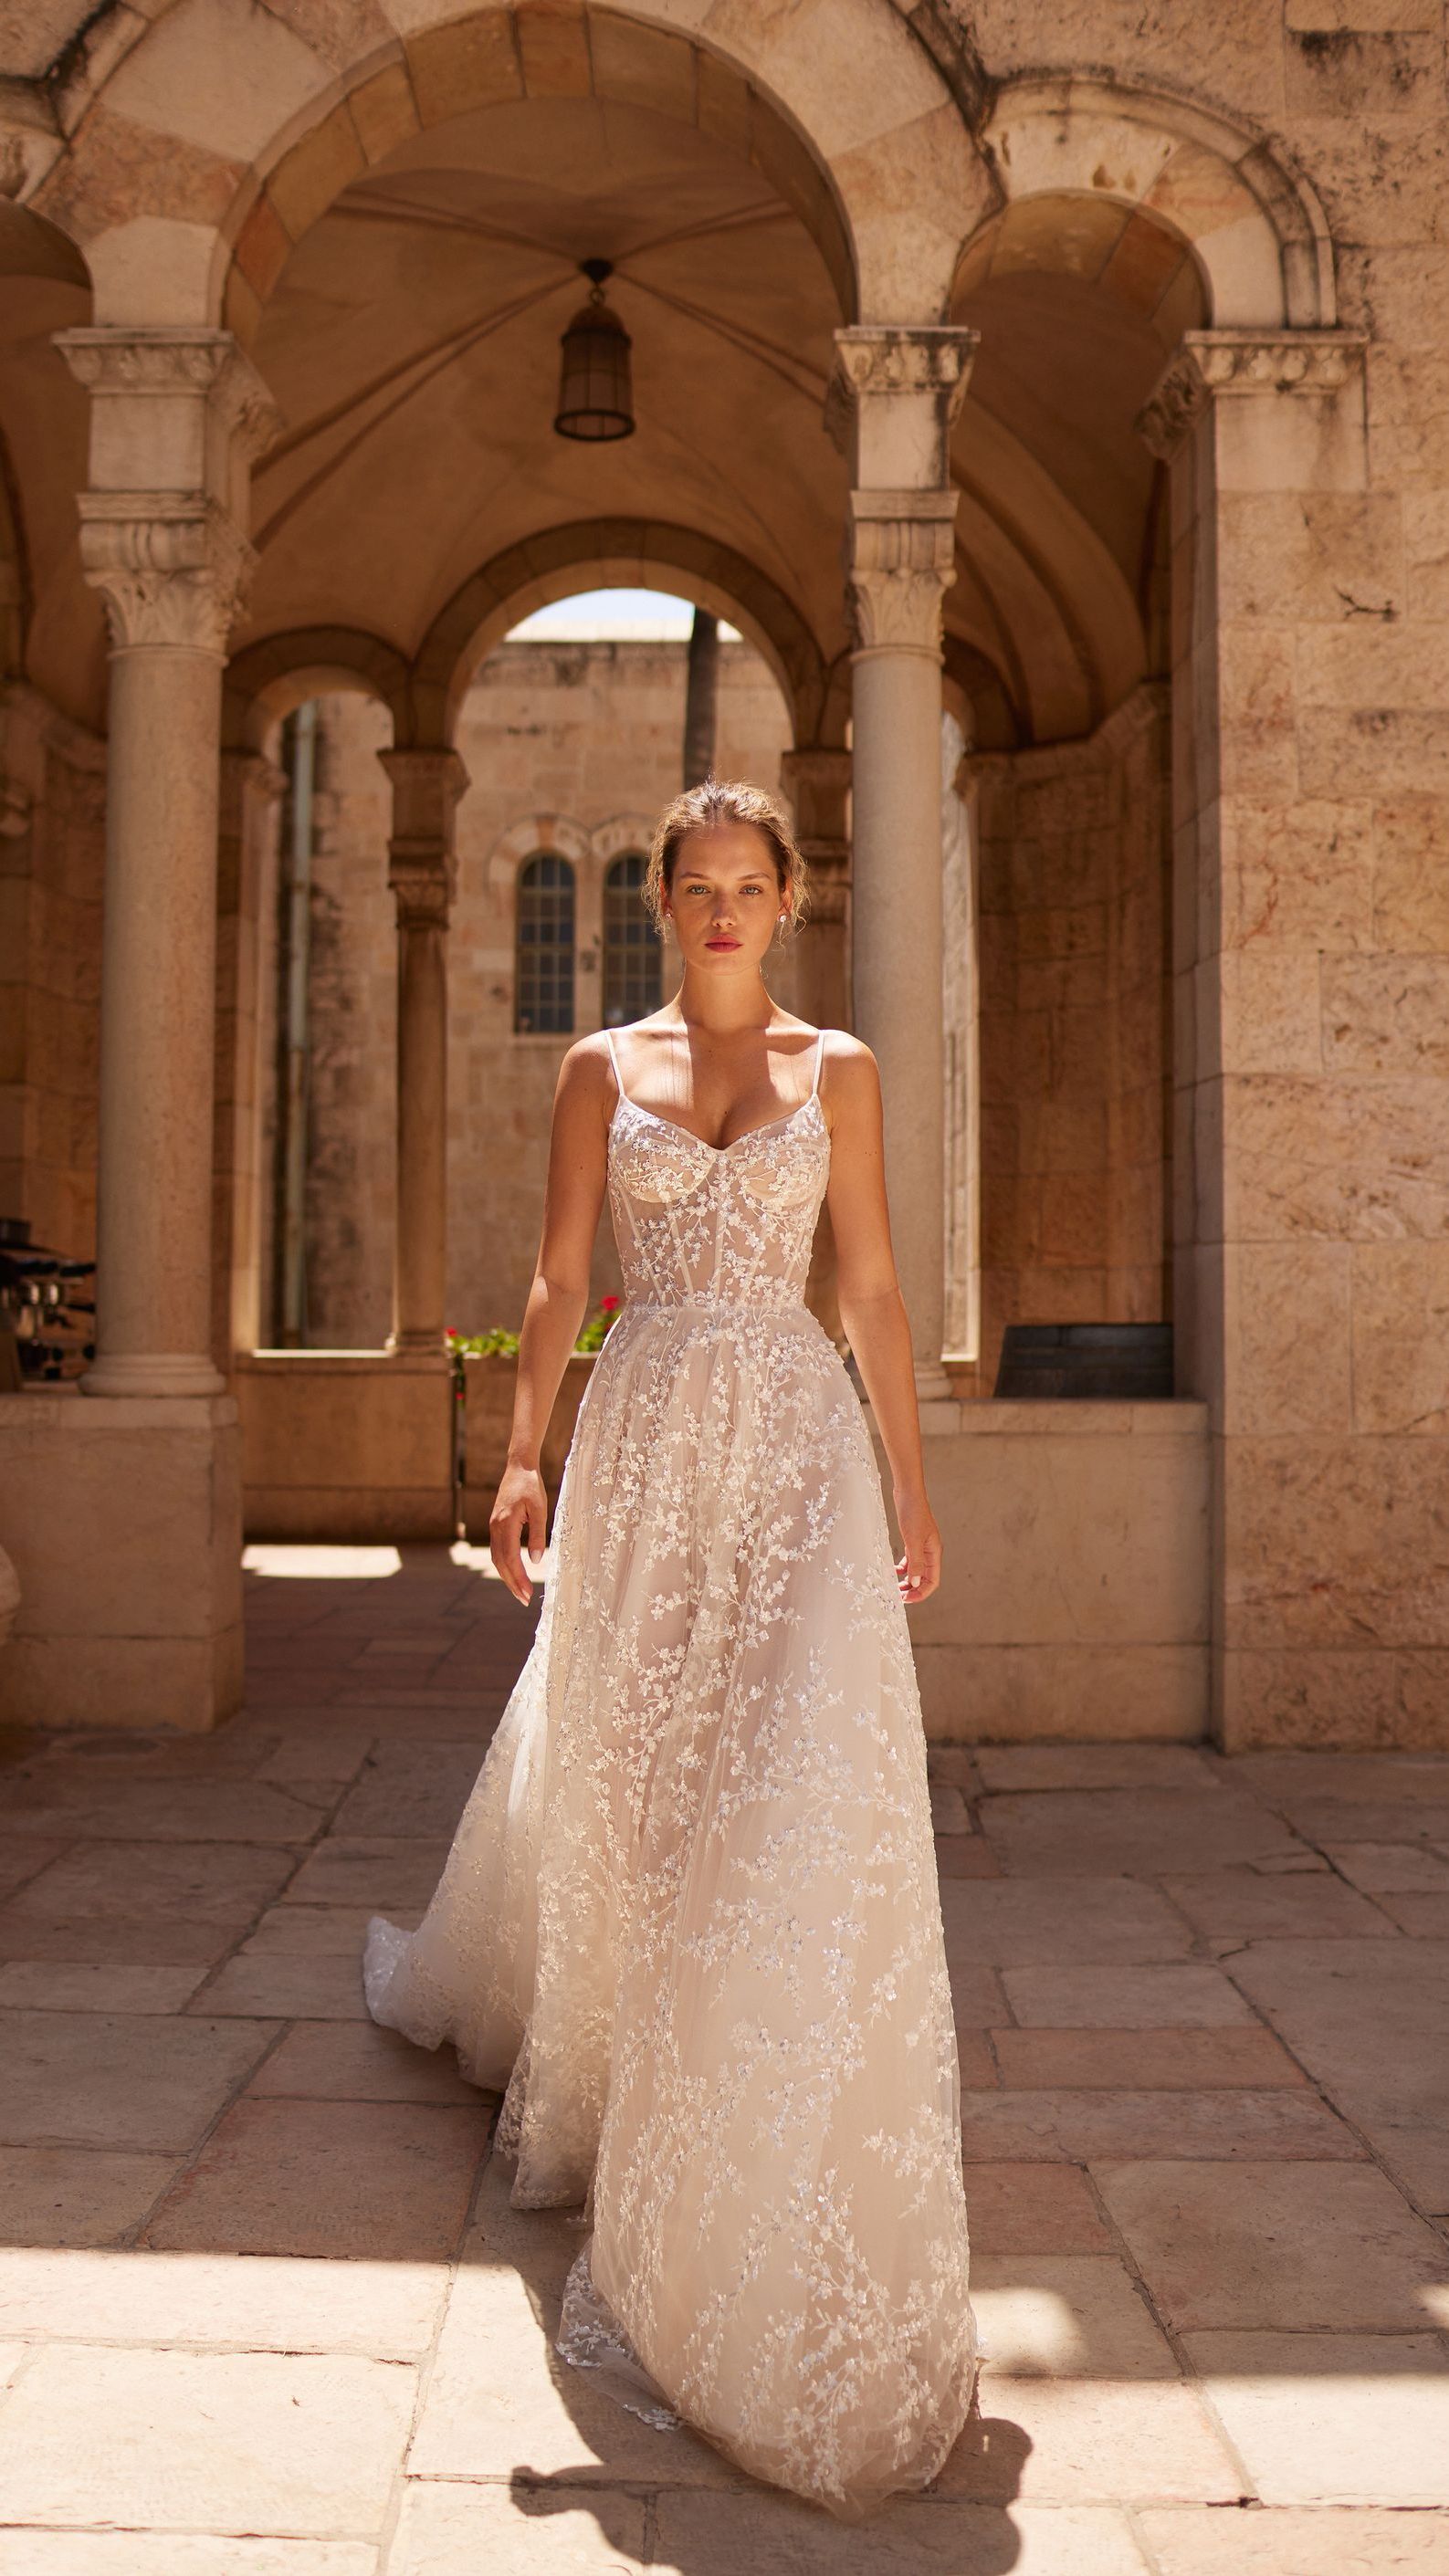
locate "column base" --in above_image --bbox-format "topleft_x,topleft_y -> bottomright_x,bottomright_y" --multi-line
386,1330 -> 448,1362
914,1360 -> 956,1408
0,1391 -> 243,1731
81,1352 -> 227,1398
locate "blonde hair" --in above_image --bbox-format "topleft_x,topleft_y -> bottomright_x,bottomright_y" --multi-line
645,778 -> 810,937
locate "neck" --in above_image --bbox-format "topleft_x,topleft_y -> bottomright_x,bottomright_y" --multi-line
670,964 -> 776,1037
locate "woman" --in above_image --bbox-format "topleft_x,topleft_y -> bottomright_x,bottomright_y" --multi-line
363,778 -> 977,2517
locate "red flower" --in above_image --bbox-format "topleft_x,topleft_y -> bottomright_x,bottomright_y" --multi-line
601,1294 -> 621,1312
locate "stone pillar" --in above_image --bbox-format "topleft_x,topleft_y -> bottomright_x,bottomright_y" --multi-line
780,745 -> 851,1036
1139,328 -> 1395,1749
57,328 -> 279,1398
378,749 -> 467,1357
214,749 -> 284,1367
831,326 -> 975,1407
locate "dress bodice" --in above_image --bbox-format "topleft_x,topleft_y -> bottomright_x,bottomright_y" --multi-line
605,1034 -> 830,1312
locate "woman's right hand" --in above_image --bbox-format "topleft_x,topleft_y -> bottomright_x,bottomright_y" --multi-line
489,1461 -> 549,1606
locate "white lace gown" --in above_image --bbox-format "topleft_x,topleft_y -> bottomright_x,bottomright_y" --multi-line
362,1030 -> 977,2517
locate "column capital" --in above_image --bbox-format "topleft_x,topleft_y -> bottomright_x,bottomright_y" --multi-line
828,325 -> 976,486
76,494 -> 257,657
845,488 -> 960,655
379,746 -> 469,923
56,327 -> 281,473
1137,329 -> 1369,463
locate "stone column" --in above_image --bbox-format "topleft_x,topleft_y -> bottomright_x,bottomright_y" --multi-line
378,749 -> 467,1357
1139,328 -> 1381,1749
779,745 -> 851,1036
830,326 -> 975,1407
57,328 -> 279,1398
214,749 -> 285,1367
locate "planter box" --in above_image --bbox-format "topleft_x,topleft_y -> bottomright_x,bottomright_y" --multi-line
460,1351 -> 595,1543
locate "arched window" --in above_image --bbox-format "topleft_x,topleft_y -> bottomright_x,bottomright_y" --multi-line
603,853 -> 660,1026
515,853 -> 575,1033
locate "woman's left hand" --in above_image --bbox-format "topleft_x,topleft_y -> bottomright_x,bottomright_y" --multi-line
894,1490 -> 941,1606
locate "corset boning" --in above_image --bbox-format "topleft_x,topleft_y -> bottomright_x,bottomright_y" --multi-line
606,1094 -> 831,1314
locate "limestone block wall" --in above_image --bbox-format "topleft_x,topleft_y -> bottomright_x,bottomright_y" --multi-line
0,685 -> 104,1261
971,686 -> 1171,1392
267,638 -> 792,1349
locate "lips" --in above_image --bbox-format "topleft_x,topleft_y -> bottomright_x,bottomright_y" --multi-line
705,937 -> 740,949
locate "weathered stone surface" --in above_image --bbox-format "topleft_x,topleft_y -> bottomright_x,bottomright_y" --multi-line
247,2018 -> 482,2103
940,1881 -> 1192,1967
3,1840 -> 298,1927
0,2147 -> 179,2248
0,2244 -> 444,2357
1226,1938 -> 1449,2201
1096,2161 -> 1449,2332
961,2089 -> 1360,2164
0,1962 -> 208,2011
978,1791 -> 1301,1878
281,1839 -> 451,1909
1160,1870 -> 1392,1940
1182,2333 -> 1449,2505
959,2163 -> 1114,2255
653,2492 -> 1150,2571
1327,1841 -> 1449,1892
969,2256 -> 1178,2377
142,2096 -> 489,2260
387,2485 -> 648,2575
0,2010 -> 276,2152
1139,2507 -> 1449,2576
940,2378 -> 1243,2505
993,2027 -> 1302,2090
1002,1966 -> 1257,2028
974,1746 -> 1214,1792
0,2344 -> 414,2536
193,1954 -> 372,2020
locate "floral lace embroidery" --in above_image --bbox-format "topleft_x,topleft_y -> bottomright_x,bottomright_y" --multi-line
362,1052 -> 977,2517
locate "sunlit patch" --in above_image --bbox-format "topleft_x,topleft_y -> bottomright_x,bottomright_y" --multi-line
241,1544 -> 402,1579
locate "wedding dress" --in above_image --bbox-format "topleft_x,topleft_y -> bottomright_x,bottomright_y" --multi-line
362,1026 -> 977,2516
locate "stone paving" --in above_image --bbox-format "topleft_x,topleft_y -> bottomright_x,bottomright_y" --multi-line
0,1542 -> 1447,2572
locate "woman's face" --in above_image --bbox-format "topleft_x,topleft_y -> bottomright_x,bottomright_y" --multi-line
663,822 -> 786,972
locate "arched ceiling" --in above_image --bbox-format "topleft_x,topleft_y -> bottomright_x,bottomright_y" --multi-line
243,90 -> 851,688
947,194 -> 1210,745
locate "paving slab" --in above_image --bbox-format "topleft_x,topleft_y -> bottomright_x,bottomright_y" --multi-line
945,1962 -> 1010,2026
0,2244 -> 445,2358
1378,1892 -> 1449,1937
975,1747 -> 1217,1793
2,1838 -> 298,1927
929,1781 -> 972,1832
1001,1966 -> 1257,2029
282,1838 -> 452,1909
1228,1754 -> 1449,1806
940,1881 -> 1192,1968
192,1954 -> 373,2020
408,2156 -> 738,2487
0,1913 -> 242,1967
1327,1843 -> 1449,1893
0,2146 -> 178,2248
142,2096 -> 489,2260
961,2089 -> 1361,2163
1271,1802 -> 1449,1848
938,1838 -> 1003,1878
652,2492 -> 1152,2573
1226,1938 -> 1449,2204
1096,2161 -> 1449,2331
244,1904 -> 422,1955
0,2342 -> 415,2536
1182,2331 -> 1449,2505
0,1962 -> 206,2012
1138,2507 -> 1449,2576
969,2257 -> 1177,2377
385,2484 -> 649,2574
0,1846 -> 69,1905
1160,1870 -> 1393,1941
0,2541 -> 375,2574
940,2379 -> 1244,2505
247,2018 -> 483,2103
0,1777 -> 329,1845
329,1744 -> 483,1839
0,2010 -> 278,2152
961,2164 -> 1114,2255
992,2028 -> 1302,2090
978,1791 -> 1301,1880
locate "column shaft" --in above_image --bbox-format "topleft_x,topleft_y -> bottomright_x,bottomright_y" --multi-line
394,909 -> 449,1352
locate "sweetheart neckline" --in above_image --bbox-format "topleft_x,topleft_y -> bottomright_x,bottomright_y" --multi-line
611,1091 -> 826,1157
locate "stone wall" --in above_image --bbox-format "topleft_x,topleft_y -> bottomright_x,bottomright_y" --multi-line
275,637 -> 793,1347
971,686 -> 1171,1393
0,685 -> 104,1262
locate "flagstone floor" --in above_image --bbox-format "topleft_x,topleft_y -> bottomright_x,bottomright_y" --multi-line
0,1542 -> 1446,2571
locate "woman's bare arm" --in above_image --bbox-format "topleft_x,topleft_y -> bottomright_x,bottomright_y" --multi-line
823,1036 -> 941,1606
489,1037 -> 612,1606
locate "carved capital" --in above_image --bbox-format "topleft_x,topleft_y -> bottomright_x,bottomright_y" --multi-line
57,327 -> 281,473
380,748 -> 468,924
828,326 -> 976,482
1138,330 -> 1369,462
76,496 -> 257,656
780,746 -> 851,850
845,490 -> 960,654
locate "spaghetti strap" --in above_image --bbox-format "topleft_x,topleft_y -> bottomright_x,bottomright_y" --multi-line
604,1024 -> 625,1103
808,1028 -> 826,1102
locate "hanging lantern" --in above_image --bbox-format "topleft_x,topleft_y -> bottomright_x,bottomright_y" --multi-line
554,258 -> 635,443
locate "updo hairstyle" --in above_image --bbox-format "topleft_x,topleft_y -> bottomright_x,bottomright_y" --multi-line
645,778 -> 810,938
